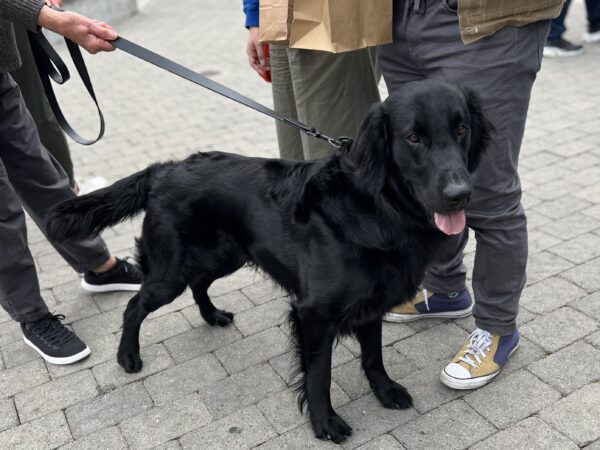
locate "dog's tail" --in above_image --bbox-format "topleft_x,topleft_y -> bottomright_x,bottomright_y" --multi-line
47,165 -> 159,241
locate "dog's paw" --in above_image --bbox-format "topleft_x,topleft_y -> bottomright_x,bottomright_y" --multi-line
312,414 -> 352,444
117,350 -> 143,373
374,381 -> 413,409
205,309 -> 234,327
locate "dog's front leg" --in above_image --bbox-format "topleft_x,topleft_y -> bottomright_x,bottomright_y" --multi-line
293,308 -> 352,443
355,319 -> 413,409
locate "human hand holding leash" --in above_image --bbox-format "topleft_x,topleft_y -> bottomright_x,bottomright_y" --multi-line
37,5 -> 117,54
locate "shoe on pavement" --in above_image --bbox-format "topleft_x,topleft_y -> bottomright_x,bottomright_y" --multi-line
583,25 -> 600,43
82,257 -> 142,292
543,38 -> 584,57
440,328 -> 519,390
384,288 -> 473,323
22,314 -> 90,365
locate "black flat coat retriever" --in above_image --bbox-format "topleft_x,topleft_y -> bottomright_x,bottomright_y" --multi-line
47,80 -> 492,443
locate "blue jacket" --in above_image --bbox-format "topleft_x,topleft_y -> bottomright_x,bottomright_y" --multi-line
243,0 -> 259,27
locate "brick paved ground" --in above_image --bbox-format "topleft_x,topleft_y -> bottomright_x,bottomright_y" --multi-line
1,0 -> 599,448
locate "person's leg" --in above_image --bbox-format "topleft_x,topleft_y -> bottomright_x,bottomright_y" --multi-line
10,25 -> 75,187
269,45 -> 304,161
548,0 -> 572,42
287,47 -> 381,160
584,0 -> 600,41
0,74 -> 110,273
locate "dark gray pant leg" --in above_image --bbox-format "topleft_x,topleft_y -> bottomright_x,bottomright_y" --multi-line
379,0 -> 549,335
0,73 -> 110,322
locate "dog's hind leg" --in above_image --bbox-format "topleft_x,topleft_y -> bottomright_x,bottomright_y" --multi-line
354,319 -> 413,409
189,273 -> 237,326
117,278 -> 186,373
291,306 -> 352,444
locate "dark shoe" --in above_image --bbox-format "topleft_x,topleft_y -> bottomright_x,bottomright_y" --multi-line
82,257 -> 142,293
543,38 -> 584,57
384,288 -> 473,323
22,314 -> 90,365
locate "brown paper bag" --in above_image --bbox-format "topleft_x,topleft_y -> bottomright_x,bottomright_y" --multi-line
259,0 -> 294,45
259,0 -> 392,53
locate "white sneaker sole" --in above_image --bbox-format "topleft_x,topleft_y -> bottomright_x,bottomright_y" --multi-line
543,47 -> 584,57
583,32 -> 600,43
383,303 -> 473,323
81,279 -> 141,293
23,336 -> 91,365
439,343 -> 520,390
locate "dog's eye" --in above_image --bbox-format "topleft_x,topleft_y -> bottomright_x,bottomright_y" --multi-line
457,125 -> 467,136
406,132 -> 420,144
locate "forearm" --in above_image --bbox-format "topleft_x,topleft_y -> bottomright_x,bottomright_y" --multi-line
36,5 -> 63,34
0,0 -> 45,31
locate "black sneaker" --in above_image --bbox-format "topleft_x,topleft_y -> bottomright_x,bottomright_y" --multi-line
543,38 -> 584,57
22,314 -> 90,365
82,257 -> 143,293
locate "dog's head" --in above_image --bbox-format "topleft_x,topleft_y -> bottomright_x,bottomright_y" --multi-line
350,80 -> 493,235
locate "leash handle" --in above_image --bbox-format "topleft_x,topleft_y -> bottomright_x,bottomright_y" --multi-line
28,29 -> 105,145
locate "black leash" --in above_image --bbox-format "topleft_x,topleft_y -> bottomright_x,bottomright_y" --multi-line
28,14 -> 353,151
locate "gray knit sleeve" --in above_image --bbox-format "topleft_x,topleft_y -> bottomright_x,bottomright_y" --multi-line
0,0 -> 46,31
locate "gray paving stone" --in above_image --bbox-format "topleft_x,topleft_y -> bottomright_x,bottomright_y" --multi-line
562,257 -> 600,291
257,423 -> 341,450
528,229 -> 563,254
52,295 -> 101,325
214,327 -> 289,374
470,416 -> 578,450
47,333 -> 119,379
138,312 -> 191,347
356,435 -> 405,450
65,382 -> 153,438
0,411 -> 72,450
550,233 -> 600,264
180,291 -> 254,328
121,393 -> 212,449
2,339 -> 40,369
152,441 -> 182,450
540,383 -> 600,446
588,330 -> 600,348
531,194 -> 591,220
586,440 -> 600,450
571,290 -> 600,321
144,353 -> 227,405
144,293 -> 196,322
163,323 -> 242,364
392,400 -> 496,450
0,321 -> 26,352
269,343 -> 355,385
393,323 -> 469,369
528,341 -> 600,394
208,267 -> 266,297
240,279 -> 287,305
72,307 -> 126,342
333,348 -> 418,400
521,307 -> 598,352
58,426 -> 127,450
526,251 -> 575,285
93,291 -> 133,312
0,399 -> 17,433
233,298 -> 290,336
0,358 -> 50,399
338,394 -> 418,449
199,363 -> 286,419
464,369 -> 560,429
15,369 -> 98,423
180,405 -> 277,450
92,343 -> 174,390
257,382 -> 350,434
519,277 -> 586,314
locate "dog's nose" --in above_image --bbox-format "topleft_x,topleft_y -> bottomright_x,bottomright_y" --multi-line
443,182 -> 471,207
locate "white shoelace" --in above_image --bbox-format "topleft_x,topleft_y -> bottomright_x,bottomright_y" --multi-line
422,288 -> 430,311
458,329 -> 492,368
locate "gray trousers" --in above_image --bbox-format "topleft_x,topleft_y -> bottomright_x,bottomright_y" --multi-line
378,0 -> 550,335
0,73 -> 110,323
270,45 -> 381,160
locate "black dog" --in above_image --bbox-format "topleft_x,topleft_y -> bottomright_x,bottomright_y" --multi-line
47,80 -> 492,443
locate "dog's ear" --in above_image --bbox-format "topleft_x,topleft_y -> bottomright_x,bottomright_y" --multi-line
349,103 -> 389,194
463,87 -> 494,173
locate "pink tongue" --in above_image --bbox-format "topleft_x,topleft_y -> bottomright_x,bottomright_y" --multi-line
434,210 -> 466,235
